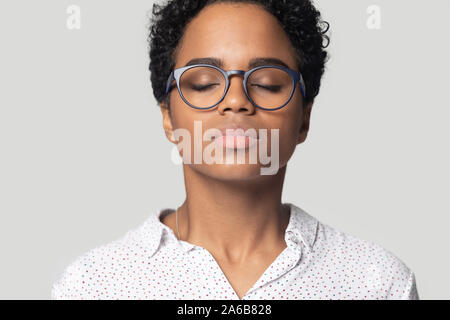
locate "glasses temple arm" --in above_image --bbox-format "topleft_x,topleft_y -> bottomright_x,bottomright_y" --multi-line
165,72 -> 175,95
298,72 -> 306,98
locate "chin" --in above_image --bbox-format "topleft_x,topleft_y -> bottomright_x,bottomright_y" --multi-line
193,163 -> 268,181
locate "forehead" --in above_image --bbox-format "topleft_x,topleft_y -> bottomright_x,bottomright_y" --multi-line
174,3 -> 298,70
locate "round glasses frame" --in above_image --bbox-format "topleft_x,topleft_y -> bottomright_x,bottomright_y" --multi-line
164,64 -> 306,111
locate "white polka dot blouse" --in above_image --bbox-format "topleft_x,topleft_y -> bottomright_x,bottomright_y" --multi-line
51,202 -> 419,300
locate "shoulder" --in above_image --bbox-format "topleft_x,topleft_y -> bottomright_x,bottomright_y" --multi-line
51,216 -> 159,300
313,220 -> 419,299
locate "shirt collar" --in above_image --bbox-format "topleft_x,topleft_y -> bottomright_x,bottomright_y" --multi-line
283,202 -> 319,253
141,202 -> 319,258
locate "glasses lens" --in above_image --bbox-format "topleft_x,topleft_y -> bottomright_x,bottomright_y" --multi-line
179,66 -> 226,109
246,67 -> 293,109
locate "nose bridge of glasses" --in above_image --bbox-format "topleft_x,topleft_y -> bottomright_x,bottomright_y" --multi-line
223,70 -> 249,100
226,70 -> 246,77
225,70 -> 247,91
218,70 -> 254,110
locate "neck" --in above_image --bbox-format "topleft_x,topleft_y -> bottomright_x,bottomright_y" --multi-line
177,164 -> 290,265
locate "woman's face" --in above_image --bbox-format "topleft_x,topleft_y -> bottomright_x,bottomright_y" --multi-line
161,3 -> 312,180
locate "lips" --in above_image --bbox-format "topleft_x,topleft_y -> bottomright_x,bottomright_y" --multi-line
213,125 -> 259,149
216,125 -> 259,139
214,134 -> 258,149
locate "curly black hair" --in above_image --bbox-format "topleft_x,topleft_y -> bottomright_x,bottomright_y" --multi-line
147,0 -> 330,109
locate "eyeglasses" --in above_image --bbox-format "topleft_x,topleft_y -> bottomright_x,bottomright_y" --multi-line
165,64 -> 306,111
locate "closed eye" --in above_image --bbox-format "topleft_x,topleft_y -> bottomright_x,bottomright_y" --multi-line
251,84 -> 282,92
190,83 -> 220,91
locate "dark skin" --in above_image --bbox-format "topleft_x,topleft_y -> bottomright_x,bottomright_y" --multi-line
159,3 -> 313,299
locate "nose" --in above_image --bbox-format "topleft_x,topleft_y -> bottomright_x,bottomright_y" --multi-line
217,73 -> 256,115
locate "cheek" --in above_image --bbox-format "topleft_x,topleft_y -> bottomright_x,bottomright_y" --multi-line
270,109 -> 303,164
269,98 -> 303,139
271,122 -> 299,166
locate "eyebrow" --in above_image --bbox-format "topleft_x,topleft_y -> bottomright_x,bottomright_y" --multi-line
183,57 -> 291,70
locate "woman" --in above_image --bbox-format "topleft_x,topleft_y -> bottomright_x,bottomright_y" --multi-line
51,0 -> 419,300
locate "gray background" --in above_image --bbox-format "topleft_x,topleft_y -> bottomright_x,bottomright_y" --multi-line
0,0 -> 448,299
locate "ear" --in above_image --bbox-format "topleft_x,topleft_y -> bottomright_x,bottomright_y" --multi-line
160,101 -> 176,144
297,102 -> 313,145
